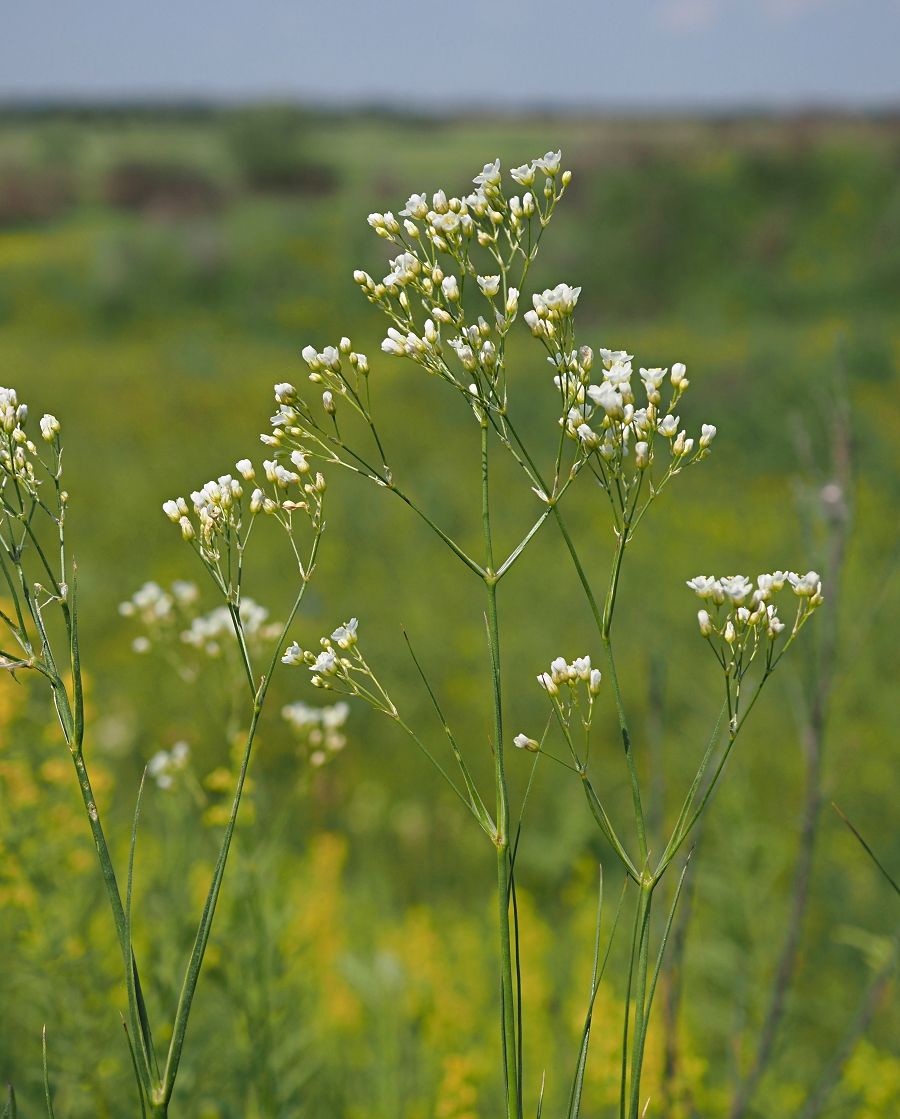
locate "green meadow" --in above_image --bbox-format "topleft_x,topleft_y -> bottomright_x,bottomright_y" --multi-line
1,107 -> 900,1119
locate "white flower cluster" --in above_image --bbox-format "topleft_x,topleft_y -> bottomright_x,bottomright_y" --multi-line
0,387 -> 51,488
164,454 -> 326,565
119,580 -> 199,653
148,741 -> 190,790
351,154 -> 571,404
516,654 -> 602,755
162,470 -> 246,559
291,339 -> 371,428
282,618 -> 397,717
544,342 -> 715,490
281,699 -> 349,767
181,598 -> 281,658
687,570 -> 823,675
536,654 -> 602,698
119,580 -> 279,659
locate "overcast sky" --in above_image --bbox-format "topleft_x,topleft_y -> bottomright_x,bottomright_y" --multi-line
2,0 -> 899,110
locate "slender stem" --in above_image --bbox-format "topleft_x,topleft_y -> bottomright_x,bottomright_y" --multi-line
481,419 -> 518,1119
628,887 -> 654,1119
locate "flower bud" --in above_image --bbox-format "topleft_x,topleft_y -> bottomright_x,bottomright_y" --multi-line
700,423 -> 716,448
40,414 -> 60,442
441,275 -> 460,302
163,500 -> 181,522
236,458 -> 255,480
671,362 -> 687,387
589,668 -> 602,694
724,620 -> 736,644
635,441 -> 650,470
322,391 -> 336,415
537,672 -> 558,696
698,609 -> 713,637
179,516 -> 195,541
514,733 -> 540,753
290,449 -> 310,473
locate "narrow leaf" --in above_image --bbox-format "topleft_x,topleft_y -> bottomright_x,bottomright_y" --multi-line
42,1026 -> 55,1119
833,803 -> 900,900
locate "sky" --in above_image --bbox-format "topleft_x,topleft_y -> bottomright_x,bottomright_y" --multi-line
2,0 -> 899,110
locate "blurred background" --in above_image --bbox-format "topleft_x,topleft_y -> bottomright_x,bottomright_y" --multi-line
2,3 -> 900,1118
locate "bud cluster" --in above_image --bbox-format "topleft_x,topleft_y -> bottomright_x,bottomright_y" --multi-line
687,569 -> 824,682
0,387 -> 54,492
164,450 -> 325,574
353,154 -> 571,409
281,618 -> 397,718
528,653 -> 603,764
545,341 -> 716,507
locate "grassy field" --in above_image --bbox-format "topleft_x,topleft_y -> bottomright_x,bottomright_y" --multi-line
2,107 -> 900,1119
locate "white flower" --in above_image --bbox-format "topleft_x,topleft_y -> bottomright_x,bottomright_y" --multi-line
640,367 -> 667,388
441,275 -> 460,302
163,500 -> 181,522
658,415 -> 679,437
600,349 -> 633,366
506,287 -> 519,316
671,362 -> 688,387
313,649 -> 338,676
604,361 -> 632,387
382,335 -> 405,356
477,275 -> 501,297
510,163 -> 536,186
577,424 -> 600,449
235,458 -> 255,480
535,150 -> 562,176
301,346 -> 321,370
40,414 -> 60,442
587,381 -> 624,418
755,573 -> 777,601
788,570 -> 821,597
514,733 -> 540,752
700,424 -> 717,448
533,283 -> 580,318
282,641 -> 304,665
549,656 -> 570,684
132,636 -> 151,654
635,441 -> 650,470
473,159 -> 502,189
571,656 -> 591,680
330,618 -> 358,648
523,310 -> 542,336
589,668 -> 602,695
686,575 -> 719,599
768,615 -> 785,637
537,672 -> 558,696
698,610 -> 713,637
720,575 -> 753,605
290,450 -> 310,473
400,193 -> 429,219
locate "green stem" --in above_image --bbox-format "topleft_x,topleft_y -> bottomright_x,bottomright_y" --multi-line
628,886 -> 654,1119
555,507 -> 648,865
482,419 -> 518,1119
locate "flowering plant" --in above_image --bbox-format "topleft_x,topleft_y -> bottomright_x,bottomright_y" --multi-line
258,152 -> 822,1119
0,150 -> 822,1119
